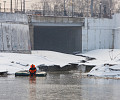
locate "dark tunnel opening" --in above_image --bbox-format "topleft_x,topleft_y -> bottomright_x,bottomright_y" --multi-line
34,26 -> 82,54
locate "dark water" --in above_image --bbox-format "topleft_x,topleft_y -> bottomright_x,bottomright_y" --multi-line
0,72 -> 120,100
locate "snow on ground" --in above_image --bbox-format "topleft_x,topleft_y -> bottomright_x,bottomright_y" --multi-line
78,49 -> 120,65
32,50 -> 84,66
0,50 -> 84,74
1,49 -> 120,78
80,49 -> 120,78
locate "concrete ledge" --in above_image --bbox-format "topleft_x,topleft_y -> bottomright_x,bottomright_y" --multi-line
32,22 -> 83,26
30,15 -> 85,25
0,13 -> 28,24
0,50 -> 31,54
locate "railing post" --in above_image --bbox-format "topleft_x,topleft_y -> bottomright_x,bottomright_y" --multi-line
0,3 -> 1,12
3,1 -> 6,12
10,0 -> 12,13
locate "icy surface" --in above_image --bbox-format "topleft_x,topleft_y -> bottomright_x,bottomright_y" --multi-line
0,50 -> 84,74
80,49 -> 120,78
2,49 -> 120,78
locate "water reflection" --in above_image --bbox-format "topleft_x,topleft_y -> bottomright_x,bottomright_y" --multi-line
0,73 -> 120,100
29,76 -> 36,100
46,72 -> 82,85
29,76 -> 36,84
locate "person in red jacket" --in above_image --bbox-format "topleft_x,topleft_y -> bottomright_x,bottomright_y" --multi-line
29,64 -> 36,76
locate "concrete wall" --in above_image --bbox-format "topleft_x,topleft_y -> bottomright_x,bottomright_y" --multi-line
29,25 -> 34,50
82,18 -> 113,52
113,29 -> 120,48
0,13 -> 28,24
29,14 -> 120,53
112,14 -> 120,49
29,15 -> 84,25
29,15 -> 84,54
82,13 -> 120,53
0,13 -> 31,53
31,15 -> 115,53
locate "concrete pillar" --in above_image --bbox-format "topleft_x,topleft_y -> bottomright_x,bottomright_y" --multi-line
112,29 -> 115,49
29,25 -> 34,50
91,0 -> 93,17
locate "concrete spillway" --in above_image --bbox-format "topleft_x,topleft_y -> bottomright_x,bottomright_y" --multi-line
0,13 -> 31,53
29,15 -> 84,54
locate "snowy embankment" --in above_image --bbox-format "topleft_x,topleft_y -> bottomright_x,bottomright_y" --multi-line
79,49 -> 120,78
2,49 -> 120,78
0,50 -> 84,74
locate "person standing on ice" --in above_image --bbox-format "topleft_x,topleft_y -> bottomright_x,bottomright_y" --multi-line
29,64 -> 36,76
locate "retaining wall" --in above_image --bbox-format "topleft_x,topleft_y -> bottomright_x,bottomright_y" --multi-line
82,14 -> 120,53
0,13 -> 31,53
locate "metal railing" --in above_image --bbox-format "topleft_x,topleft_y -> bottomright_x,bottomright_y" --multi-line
0,7 -> 115,18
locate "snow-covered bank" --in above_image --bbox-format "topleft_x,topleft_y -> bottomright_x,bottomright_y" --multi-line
79,49 -> 120,78
2,49 -> 120,78
0,50 -> 84,74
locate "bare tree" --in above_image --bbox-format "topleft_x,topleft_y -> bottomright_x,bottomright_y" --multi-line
30,0 -> 120,17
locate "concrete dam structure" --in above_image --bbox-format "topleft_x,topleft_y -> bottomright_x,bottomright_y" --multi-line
82,13 -> 120,53
2,13 -> 120,54
0,13 -> 31,53
29,16 -> 84,54
29,14 -> 120,54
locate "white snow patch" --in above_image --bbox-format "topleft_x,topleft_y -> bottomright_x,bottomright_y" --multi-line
0,50 -> 84,74
81,49 -> 120,78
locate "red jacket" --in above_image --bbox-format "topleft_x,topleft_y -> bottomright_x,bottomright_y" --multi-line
29,64 -> 36,74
